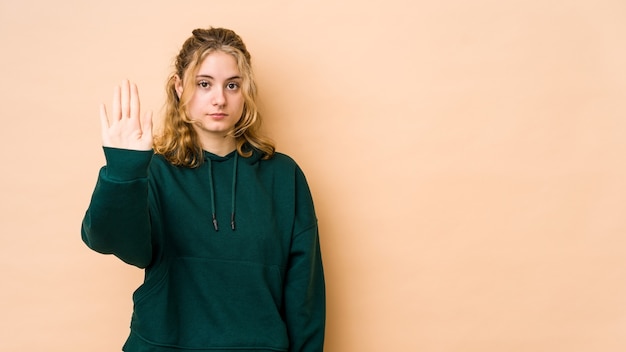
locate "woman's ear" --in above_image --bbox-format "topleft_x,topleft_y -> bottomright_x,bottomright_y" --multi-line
174,75 -> 183,99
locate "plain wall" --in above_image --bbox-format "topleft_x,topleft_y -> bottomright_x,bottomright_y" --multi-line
1,0 -> 625,351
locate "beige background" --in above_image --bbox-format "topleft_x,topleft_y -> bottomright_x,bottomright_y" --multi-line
1,0 -> 625,351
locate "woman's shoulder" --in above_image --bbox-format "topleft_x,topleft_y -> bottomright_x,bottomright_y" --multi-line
149,152 -> 175,169
269,151 -> 297,164
257,151 -> 301,170
148,152 -> 191,176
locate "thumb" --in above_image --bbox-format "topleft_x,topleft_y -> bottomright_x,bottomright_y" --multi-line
99,103 -> 110,144
99,103 -> 109,130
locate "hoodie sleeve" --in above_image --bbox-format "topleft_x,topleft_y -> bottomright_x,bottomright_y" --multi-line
81,147 -> 154,268
283,167 -> 326,352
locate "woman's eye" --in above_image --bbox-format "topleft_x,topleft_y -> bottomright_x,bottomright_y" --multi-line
226,82 -> 239,90
198,81 -> 210,88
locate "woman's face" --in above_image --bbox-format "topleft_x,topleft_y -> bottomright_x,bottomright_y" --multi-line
177,51 -> 245,139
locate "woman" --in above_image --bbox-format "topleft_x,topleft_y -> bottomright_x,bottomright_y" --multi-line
81,27 -> 325,352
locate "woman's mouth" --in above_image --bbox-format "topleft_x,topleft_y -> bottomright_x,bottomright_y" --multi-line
209,113 -> 227,120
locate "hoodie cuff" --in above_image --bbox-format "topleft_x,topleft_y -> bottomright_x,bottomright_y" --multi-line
103,147 -> 154,181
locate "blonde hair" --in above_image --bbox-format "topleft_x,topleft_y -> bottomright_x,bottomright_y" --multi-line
154,27 -> 275,167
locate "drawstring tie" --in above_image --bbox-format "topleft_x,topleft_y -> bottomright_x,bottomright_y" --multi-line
206,152 -> 238,232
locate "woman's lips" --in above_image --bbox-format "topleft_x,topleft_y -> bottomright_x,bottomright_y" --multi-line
209,113 -> 227,120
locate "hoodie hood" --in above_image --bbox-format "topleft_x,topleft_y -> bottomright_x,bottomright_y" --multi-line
201,146 -> 264,164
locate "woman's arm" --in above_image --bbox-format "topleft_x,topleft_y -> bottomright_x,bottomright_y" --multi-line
284,167 -> 326,352
81,148 -> 154,268
81,80 -> 155,268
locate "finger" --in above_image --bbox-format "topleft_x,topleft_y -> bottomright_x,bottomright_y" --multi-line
130,82 -> 140,120
121,79 -> 130,118
112,85 -> 121,121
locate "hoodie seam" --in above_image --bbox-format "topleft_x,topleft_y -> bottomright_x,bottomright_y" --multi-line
293,220 -> 318,238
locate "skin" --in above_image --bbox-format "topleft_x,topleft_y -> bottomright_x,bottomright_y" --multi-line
100,51 -> 244,157
176,51 -> 245,156
100,80 -> 153,151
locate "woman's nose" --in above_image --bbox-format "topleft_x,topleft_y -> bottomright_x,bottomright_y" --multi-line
212,88 -> 226,106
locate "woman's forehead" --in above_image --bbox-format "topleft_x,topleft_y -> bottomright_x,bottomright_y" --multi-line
195,51 -> 241,78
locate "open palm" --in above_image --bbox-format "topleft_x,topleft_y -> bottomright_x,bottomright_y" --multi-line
100,80 -> 153,151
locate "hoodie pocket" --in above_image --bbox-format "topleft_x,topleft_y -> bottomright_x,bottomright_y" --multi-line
130,256 -> 288,350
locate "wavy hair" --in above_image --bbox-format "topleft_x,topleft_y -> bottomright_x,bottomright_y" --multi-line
154,27 -> 275,167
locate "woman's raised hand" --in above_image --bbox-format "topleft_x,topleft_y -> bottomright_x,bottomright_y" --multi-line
100,80 -> 153,151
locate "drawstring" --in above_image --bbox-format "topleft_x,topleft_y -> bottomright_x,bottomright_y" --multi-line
207,158 -> 219,231
206,152 -> 238,232
231,153 -> 238,231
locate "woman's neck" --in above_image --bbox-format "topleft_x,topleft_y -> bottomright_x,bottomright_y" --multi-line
198,134 -> 237,156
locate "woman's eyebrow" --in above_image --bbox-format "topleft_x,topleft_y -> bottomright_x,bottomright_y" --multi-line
196,74 -> 242,80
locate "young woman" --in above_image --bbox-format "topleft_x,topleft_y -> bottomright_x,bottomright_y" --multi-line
81,27 -> 325,352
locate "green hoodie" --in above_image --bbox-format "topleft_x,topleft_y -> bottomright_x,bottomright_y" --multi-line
81,147 -> 325,352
